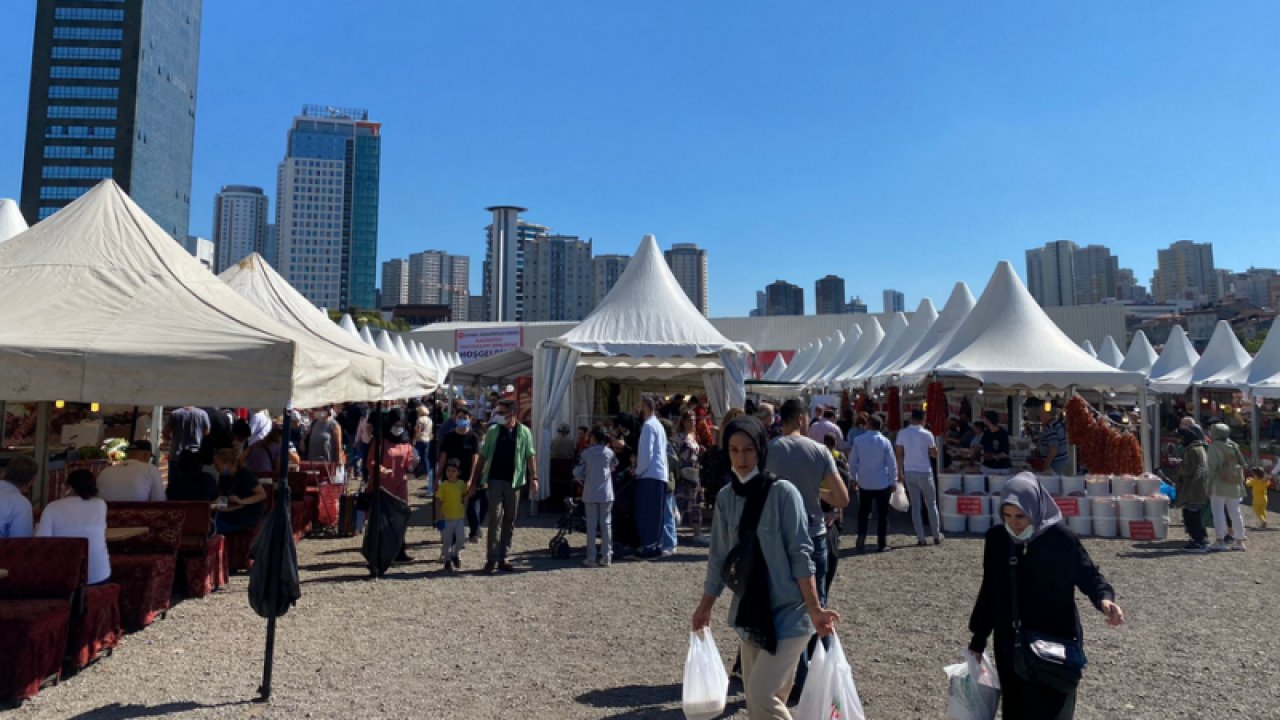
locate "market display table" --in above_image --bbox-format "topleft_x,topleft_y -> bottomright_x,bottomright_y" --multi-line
105,527 -> 147,543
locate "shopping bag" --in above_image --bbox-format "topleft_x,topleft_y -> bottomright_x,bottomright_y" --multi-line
944,651 -> 1000,720
682,628 -> 729,720
889,482 -> 910,512
794,631 -> 866,720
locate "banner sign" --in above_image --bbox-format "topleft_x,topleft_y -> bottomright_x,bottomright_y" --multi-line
455,327 -> 524,362
1127,520 -> 1155,540
956,496 -> 985,516
1054,497 -> 1080,517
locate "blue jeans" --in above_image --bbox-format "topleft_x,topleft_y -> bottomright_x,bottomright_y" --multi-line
635,476 -> 665,555
466,490 -> 489,538
661,488 -> 678,552
413,441 -> 431,479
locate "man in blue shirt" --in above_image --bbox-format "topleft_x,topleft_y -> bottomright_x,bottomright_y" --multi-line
0,455 -> 38,539
634,395 -> 668,558
849,415 -> 898,552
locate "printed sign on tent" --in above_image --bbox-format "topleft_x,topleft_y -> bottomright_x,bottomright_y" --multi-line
455,327 -> 524,362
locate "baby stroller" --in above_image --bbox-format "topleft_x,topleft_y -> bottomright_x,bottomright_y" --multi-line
549,497 -> 588,559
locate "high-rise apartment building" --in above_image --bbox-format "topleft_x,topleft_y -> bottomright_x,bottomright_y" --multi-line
380,258 -> 408,309
1153,240 -> 1216,303
1072,244 -> 1120,305
882,289 -> 905,313
1025,240 -> 1078,307
212,185 -> 269,273
524,235 -> 593,321
593,254 -> 630,306
815,275 -> 846,315
664,243 -> 709,315
263,223 -> 278,269
765,280 -> 804,316
846,296 -> 869,314
276,105 -> 381,311
407,250 -> 470,321
467,296 -> 487,322
482,206 -> 548,321
20,0 -> 202,238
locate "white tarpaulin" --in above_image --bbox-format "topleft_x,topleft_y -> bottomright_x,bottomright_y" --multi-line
1245,319 -> 1280,398
841,313 -> 907,386
1119,331 -> 1158,374
0,199 -> 28,243
895,282 -> 977,387
927,261 -> 1144,391
219,253 -> 435,400
1097,336 -> 1124,368
799,333 -> 845,384
1081,339 -> 1098,358
0,181 -> 307,408
832,318 -> 885,383
762,354 -> 788,381
813,325 -> 862,385
1148,326 -> 1200,394
448,348 -> 533,387
1190,320 -> 1252,390
865,298 -> 938,386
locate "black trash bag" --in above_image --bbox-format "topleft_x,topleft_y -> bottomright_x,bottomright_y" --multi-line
248,497 -> 301,619
361,487 -> 410,577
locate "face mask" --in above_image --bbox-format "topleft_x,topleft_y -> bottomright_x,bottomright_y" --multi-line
732,467 -> 758,484
494,414 -> 507,424
456,420 -> 470,431
1005,522 -> 1035,542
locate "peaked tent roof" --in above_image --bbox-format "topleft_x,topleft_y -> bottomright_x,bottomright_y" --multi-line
1245,318 -> 1280,397
777,342 -> 816,382
866,298 -> 938,384
339,313 -> 360,338
896,282 -> 977,386
762,354 -> 788,381
1081,340 -> 1097,357
358,325 -> 376,347
1148,325 -> 1200,394
800,331 -> 846,384
1119,331 -> 1158,374
1190,320 -> 1252,389
815,325 -> 863,384
0,180 -> 302,407
1097,336 -> 1124,368
929,261 -> 1144,390
833,318 -> 886,383
843,312 -> 907,384
219,253 -> 434,399
0,199 -> 27,243
549,235 -> 745,357
449,348 -> 534,387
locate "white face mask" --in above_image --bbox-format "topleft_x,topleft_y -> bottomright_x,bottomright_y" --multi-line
1005,522 -> 1035,542
733,467 -> 759,484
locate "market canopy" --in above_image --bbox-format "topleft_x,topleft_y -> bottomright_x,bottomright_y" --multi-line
831,318 -> 885,383
839,313 -> 905,385
1097,336 -> 1124,368
1245,318 -> 1280,398
777,341 -> 817,382
866,298 -> 938,385
1120,331 -> 1158,374
219,253 -> 435,400
1081,339 -> 1098,358
0,199 -> 27,243
895,282 -> 977,387
1190,320 -> 1252,390
1148,325 -> 1200,394
814,325 -> 862,385
449,348 -> 533,387
798,332 -> 845,384
0,181 -> 301,407
762,354 -> 788,381
926,261 -> 1144,391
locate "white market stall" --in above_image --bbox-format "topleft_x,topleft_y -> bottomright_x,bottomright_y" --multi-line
0,199 -> 28,243
531,235 -> 749,502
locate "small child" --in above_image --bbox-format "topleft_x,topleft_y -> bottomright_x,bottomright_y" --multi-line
1246,467 -> 1271,529
574,426 -> 617,568
436,458 -> 468,570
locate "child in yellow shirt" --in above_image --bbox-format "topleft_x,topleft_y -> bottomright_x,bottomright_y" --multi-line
437,458 -> 468,570
1246,467 -> 1271,529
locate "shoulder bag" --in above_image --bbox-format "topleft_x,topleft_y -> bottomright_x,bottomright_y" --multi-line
1008,544 -> 1086,692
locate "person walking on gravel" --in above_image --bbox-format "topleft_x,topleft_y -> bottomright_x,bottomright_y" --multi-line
849,415 -> 898,552
473,399 -> 538,573
896,409 -> 942,546
1173,425 -> 1211,552
692,416 -> 839,720
1205,423 -> 1249,551
634,395 -> 669,558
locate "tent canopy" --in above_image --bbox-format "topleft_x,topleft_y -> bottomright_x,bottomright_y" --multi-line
832,318 -> 885,383
1190,320 -> 1251,390
0,199 -> 27,243
1245,318 -> 1280,398
1148,325 -> 1200,394
815,325 -> 863,385
0,181 -> 303,408
1120,330 -> 1158,374
1097,336 -> 1124,368
448,348 -> 533,387
866,298 -> 938,385
839,313 -> 905,385
927,261 -> 1144,391
896,282 -> 977,387
762,354 -> 788,381
219,253 -> 436,400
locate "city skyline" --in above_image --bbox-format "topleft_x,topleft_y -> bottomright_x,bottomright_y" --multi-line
1,2 -> 1278,316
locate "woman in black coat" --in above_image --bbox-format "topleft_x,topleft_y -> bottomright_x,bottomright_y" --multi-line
968,472 -> 1125,719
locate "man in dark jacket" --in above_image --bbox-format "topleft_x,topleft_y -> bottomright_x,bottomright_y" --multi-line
1174,425 -> 1210,552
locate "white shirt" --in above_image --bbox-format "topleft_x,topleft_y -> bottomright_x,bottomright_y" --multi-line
97,459 -> 166,502
635,416 -> 669,482
37,496 -> 111,583
249,410 -> 272,446
895,424 -> 937,474
0,480 -> 34,538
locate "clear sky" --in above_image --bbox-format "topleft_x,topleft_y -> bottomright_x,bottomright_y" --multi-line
2,1 -> 1277,316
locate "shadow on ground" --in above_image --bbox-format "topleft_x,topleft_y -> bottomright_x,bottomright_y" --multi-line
65,700 -> 255,719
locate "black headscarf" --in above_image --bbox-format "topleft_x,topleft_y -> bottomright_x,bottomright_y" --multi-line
719,415 -> 777,652
721,415 -> 770,497
1178,425 -> 1204,446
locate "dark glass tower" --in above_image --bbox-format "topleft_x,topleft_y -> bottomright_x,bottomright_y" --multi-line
19,0 -> 202,239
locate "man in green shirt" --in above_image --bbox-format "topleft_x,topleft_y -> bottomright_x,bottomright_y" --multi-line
470,399 -> 539,573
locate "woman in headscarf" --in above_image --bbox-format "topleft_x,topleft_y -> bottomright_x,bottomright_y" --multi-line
968,472 -> 1124,720
369,407 -> 416,562
691,416 -> 838,720
1173,424 -> 1211,551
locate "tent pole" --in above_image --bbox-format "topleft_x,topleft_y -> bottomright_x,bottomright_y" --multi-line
149,407 -> 163,455
1153,396 -> 1162,473
1138,385 -> 1151,473
128,406 -> 139,443
0,401 -> 6,447
1251,400 -> 1261,467
1067,387 -> 1078,477
1191,386 -> 1200,425
33,402 -> 51,508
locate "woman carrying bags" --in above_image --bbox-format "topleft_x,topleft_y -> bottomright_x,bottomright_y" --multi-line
691,416 -> 838,720
968,472 -> 1124,719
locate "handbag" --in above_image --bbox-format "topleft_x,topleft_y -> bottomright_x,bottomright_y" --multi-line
1008,545 -> 1086,692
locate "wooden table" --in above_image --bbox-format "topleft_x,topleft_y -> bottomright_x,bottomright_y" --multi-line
105,527 -> 148,542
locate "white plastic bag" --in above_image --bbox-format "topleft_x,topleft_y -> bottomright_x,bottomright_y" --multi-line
889,482 -> 909,512
944,651 -> 1000,720
682,628 -> 729,720
794,631 -> 866,720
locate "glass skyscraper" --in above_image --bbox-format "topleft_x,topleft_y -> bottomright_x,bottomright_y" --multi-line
20,0 -> 202,239
277,105 -> 381,311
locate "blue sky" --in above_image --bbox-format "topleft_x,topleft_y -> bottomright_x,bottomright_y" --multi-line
1,1 -> 1277,316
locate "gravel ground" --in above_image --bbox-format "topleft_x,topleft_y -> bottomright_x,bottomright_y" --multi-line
10,480 -> 1279,719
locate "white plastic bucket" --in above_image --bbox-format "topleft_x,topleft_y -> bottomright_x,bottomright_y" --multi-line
941,513 -> 968,534
968,515 -> 993,533
1090,496 -> 1118,517
938,474 -> 964,494
1085,476 -> 1111,497
1067,515 -> 1093,536
1116,495 -> 1145,521
987,474 -> 1009,496
1152,517 -> 1169,539
1061,475 -> 1086,496
963,474 -> 987,494
1039,475 -> 1062,496
1093,516 -> 1118,537
940,491 -> 960,515
1112,476 -> 1138,496
1143,495 -> 1171,519
1136,475 -> 1162,497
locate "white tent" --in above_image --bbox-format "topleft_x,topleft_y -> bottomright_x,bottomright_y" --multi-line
1119,331 -> 1158,374
359,324 -> 376,347
927,261 -> 1144,390
799,332 -> 845,385
0,181 -> 308,408
449,348 -> 534,387
1097,336 -> 1124,368
338,313 -> 360,338
1245,319 -> 1280,397
840,313 -> 907,386
219,253 -> 435,399
831,318 -> 885,383
780,339 -> 822,383
392,334 -> 413,364
1081,339 -> 1098,358
533,234 -> 748,500
1148,326 -> 1200,394
0,199 -> 28,243
762,354 -> 788,381
1190,320 -> 1252,390
814,325 -> 863,385
865,298 -> 938,386
895,282 -> 977,387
